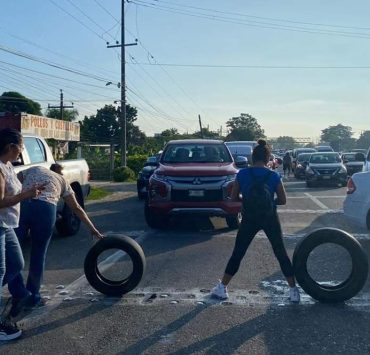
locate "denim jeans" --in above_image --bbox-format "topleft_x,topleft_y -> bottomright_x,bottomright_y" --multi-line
225,211 -> 294,278
0,227 -> 25,306
8,199 -> 56,303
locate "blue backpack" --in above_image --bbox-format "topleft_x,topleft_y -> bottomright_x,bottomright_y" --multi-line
242,169 -> 274,219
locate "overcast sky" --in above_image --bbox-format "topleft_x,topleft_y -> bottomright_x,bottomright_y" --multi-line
1,0 -> 370,140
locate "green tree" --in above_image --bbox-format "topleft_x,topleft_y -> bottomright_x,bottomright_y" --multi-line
45,108 -> 79,121
225,113 -> 265,141
357,131 -> 370,150
0,91 -> 41,115
274,136 -> 296,150
320,124 -> 354,151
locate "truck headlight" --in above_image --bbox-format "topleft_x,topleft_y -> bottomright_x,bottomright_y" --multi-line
152,173 -> 167,181
338,167 -> 347,174
225,174 -> 237,181
306,167 -> 314,175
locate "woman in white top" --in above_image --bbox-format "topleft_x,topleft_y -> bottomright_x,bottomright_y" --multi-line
0,128 -> 44,341
7,164 -> 103,321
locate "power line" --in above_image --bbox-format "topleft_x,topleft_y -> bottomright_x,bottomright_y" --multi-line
130,0 -> 370,40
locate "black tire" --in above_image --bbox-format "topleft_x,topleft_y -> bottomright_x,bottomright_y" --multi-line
144,201 -> 167,229
226,213 -> 242,229
55,203 -> 81,237
293,228 -> 369,303
84,235 -> 145,296
138,191 -> 147,200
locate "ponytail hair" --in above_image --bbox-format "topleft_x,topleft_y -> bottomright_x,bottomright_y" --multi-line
252,139 -> 271,164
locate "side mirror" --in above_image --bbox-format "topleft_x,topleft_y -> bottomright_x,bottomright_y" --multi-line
235,156 -> 248,169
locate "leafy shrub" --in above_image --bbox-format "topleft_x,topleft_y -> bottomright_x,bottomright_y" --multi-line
114,154 -> 148,176
113,166 -> 136,182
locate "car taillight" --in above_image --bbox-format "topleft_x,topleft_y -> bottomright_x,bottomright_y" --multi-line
347,178 -> 356,194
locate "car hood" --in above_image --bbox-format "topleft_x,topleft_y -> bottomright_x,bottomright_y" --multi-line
156,162 -> 237,176
309,163 -> 344,169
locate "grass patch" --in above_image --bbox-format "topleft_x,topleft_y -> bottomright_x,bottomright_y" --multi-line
87,186 -> 112,200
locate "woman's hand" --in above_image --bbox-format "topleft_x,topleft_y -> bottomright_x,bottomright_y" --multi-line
91,228 -> 104,240
23,182 -> 47,199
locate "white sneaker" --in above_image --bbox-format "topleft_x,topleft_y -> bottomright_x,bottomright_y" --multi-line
211,281 -> 229,300
289,286 -> 300,303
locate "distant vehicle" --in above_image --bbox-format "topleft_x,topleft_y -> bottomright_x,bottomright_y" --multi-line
225,141 -> 258,149
315,145 -> 334,152
294,153 -> 312,179
145,139 -> 242,229
305,152 -> 347,187
352,149 -> 367,155
344,171 -> 370,230
341,152 -> 366,176
137,154 -> 161,199
363,147 -> 370,172
225,144 -> 252,165
291,148 -> 316,171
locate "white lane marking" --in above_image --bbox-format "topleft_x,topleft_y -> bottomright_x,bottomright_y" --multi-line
304,193 -> 330,209
278,209 -> 342,214
287,196 -> 344,199
22,231 -> 149,326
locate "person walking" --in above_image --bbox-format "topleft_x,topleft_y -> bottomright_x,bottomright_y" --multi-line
7,164 -> 103,320
211,139 -> 300,303
0,128 -> 44,341
283,152 -> 292,178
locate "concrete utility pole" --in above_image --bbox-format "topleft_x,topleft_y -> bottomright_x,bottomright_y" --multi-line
48,89 -> 73,120
107,0 -> 137,167
198,114 -> 204,138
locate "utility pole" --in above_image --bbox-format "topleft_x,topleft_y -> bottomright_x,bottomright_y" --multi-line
198,114 -> 204,138
107,0 -> 137,167
48,89 -> 74,120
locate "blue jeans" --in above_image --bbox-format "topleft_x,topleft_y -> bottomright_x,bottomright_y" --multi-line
8,199 -> 56,303
0,227 -> 25,306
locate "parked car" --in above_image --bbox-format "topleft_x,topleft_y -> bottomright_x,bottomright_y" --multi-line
291,148 -> 316,172
294,153 -> 312,179
305,152 -> 347,187
343,171 -> 370,230
14,135 -> 90,236
137,154 -> 161,199
145,139 -> 242,229
341,152 -> 366,176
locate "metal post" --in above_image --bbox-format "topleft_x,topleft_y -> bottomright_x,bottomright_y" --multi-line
120,0 -> 126,167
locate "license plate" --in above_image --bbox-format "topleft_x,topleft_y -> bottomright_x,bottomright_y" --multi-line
189,190 -> 204,197
322,176 -> 331,180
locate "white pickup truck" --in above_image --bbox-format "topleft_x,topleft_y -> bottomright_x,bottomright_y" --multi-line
14,134 -> 90,236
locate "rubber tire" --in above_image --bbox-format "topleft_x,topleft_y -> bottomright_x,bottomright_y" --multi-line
55,203 -> 81,237
226,213 -> 242,229
293,228 -> 369,303
144,201 -> 167,229
138,191 -> 147,200
84,235 -> 145,296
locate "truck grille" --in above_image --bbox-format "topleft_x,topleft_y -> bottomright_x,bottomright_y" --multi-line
171,189 -> 223,202
313,168 -> 338,175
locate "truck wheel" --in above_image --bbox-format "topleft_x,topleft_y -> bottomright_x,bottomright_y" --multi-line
84,235 -> 145,296
226,213 -> 242,229
144,201 -> 167,229
293,228 -> 369,303
55,203 -> 81,237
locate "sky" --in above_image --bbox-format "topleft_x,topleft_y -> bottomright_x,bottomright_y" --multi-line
1,0 -> 370,141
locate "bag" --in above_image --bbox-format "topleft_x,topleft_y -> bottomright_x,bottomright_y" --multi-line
242,169 -> 274,219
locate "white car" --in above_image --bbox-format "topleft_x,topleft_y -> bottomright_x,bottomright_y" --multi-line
343,171 -> 370,229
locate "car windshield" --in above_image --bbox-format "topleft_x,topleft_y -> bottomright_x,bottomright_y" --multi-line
297,153 -> 312,162
310,153 -> 341,164
342,154 -> 357,162
162,143 -> 232,163
226,145 -> 252,157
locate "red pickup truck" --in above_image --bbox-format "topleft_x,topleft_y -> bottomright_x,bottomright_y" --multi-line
144,139 -> 243,229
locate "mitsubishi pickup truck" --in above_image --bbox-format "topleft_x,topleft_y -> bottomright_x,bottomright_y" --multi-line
14,135 -> 90,236
144,139 -> 243,229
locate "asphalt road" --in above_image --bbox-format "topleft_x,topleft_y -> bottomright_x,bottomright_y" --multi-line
2,178 -> 370,354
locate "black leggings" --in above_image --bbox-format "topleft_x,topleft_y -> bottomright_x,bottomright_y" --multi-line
225,212 -> 294,278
